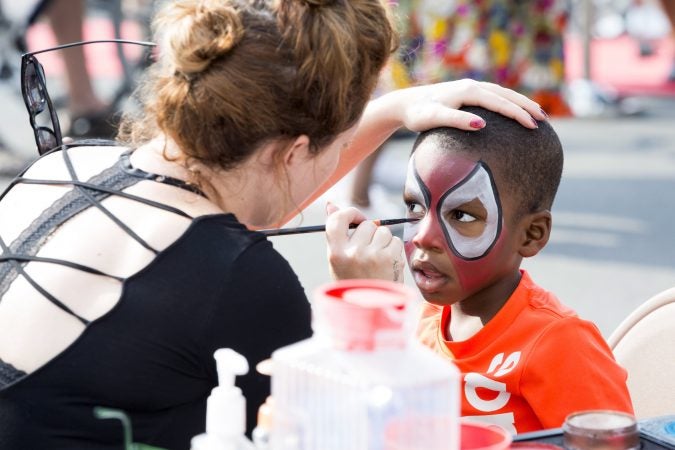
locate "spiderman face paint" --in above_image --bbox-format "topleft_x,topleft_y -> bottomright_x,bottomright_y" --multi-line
403,144 -> 508,303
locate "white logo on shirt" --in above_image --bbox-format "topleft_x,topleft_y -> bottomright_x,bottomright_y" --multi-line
464,351 -> 521,434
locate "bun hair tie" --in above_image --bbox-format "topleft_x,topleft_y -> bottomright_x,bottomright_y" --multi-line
300,0 -> 337,6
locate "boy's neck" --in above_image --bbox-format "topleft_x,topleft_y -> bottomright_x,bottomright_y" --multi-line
446,270 -> 522,341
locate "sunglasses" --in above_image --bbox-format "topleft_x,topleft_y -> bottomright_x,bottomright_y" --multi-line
20,39 -> 156,156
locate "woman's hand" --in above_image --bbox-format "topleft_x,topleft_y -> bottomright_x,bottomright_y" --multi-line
338,79 -> 546,176
325,203 -> 404,283
391,79 -> 547,132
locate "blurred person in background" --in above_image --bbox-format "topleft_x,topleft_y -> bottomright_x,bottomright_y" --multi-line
659,0 -> 675,80
0,0 -> 115,176
346,0 -> 568,216
628,0 -> 675,80
42,0 -> 117,139
396,0 -> 571,116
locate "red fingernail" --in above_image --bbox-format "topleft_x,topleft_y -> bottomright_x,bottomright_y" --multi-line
470,119 -> 485,129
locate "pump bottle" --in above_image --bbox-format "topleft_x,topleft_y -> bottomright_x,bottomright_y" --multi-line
190,349 -> 256,450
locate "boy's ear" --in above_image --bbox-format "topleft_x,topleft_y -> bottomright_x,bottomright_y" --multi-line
518,210 -> 552,258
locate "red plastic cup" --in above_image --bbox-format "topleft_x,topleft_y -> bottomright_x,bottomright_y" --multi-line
312,279 -> 414,351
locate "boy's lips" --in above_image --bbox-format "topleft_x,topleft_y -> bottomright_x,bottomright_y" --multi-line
411,259 -> 449,294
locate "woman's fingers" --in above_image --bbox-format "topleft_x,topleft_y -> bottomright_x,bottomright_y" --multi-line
325,201 -> 340,216
371,225 -> 394,248
465,82 -> 544,128
326,207 -> 405,282
479,81 -> 546,120
350,220 -> 378,245
404,103 -> 472,132
325,205 -> 367,246
402,79 -> 546,132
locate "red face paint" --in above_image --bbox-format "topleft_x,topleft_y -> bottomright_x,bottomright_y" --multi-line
403,144 -> 507,303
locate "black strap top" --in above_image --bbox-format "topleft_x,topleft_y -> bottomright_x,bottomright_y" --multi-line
0,143 -> 208,387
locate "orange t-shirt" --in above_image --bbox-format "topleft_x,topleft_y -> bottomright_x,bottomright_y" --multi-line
416,270 -> 634,434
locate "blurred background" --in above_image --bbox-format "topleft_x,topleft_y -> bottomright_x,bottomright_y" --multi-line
1,0 -> 674,338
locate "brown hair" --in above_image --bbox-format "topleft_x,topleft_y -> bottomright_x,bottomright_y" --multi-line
119,0 -> 397,171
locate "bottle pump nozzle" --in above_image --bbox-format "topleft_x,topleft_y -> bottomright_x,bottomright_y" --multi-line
214,349 -> 249,390
207,349 -> 249,438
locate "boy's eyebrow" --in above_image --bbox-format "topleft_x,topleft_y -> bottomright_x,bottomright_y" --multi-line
442,197 -> 488,213
402,191 -> 423,207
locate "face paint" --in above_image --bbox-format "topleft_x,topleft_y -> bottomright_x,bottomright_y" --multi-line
404,152 -> 502,257
437,163 -> 502,259
403,148 -> 505,297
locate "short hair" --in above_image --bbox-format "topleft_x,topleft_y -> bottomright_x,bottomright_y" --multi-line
412,106 -> 564,217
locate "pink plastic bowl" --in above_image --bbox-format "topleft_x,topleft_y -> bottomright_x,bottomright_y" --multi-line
461,422 -> 513,450
384,418 -> 511,450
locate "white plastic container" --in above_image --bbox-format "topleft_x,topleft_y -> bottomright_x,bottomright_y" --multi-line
190,349 -> 256,450
270,280 -> 460,450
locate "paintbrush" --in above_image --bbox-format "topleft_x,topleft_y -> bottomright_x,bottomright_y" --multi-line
260,217 -> 417,236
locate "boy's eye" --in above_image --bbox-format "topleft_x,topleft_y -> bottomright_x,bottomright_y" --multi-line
406,202 -> 425,217
450,210 -> 478,223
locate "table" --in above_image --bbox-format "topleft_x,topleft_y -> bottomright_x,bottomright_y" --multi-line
513,415 -> 675,450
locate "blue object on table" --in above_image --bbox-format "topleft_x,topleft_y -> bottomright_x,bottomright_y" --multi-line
640,415 -> 675,449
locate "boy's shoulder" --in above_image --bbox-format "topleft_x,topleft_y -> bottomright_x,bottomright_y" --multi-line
509,271 -> 609,349
516,271 -> 577,321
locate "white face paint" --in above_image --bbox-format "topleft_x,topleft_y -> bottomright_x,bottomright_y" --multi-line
438,163 -> 501,259
403,157 -> 425,243
403,152 -> 502,261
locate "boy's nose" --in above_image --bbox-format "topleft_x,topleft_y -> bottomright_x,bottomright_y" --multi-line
411,214 -> 445,252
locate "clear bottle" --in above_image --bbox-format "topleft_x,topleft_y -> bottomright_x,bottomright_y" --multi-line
270,279 -> 461,450
190,349 -> 256,450
251,396 -> 273,450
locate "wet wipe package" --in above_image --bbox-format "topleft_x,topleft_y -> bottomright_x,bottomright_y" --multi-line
639,415 -> 675,449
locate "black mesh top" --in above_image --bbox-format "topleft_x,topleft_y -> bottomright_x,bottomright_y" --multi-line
0,144 -> 312,449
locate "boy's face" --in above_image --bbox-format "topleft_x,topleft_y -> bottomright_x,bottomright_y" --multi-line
403,141 -> 522,305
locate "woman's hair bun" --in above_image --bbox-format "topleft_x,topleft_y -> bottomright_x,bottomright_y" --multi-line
299,0 -> 337,6
158,0 -> 244,77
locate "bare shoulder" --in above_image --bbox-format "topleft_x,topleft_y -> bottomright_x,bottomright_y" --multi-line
24,145 -> 128,181
24,145 -> 223,219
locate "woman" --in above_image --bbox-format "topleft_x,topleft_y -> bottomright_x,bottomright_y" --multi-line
0,0 -> 544,448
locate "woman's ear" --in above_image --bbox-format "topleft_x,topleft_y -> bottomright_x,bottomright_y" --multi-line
519,210 -> 552,258
257,135 -> 311,168
281,135 -> 311,168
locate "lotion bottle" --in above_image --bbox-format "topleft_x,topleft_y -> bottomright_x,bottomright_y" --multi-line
190,349 -> 256,450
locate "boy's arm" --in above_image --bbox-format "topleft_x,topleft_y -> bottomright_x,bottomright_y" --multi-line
295,80 -> 546,213
520,317 -> 634,429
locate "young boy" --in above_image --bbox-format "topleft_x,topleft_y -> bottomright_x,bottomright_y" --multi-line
403,106 -> 633,434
